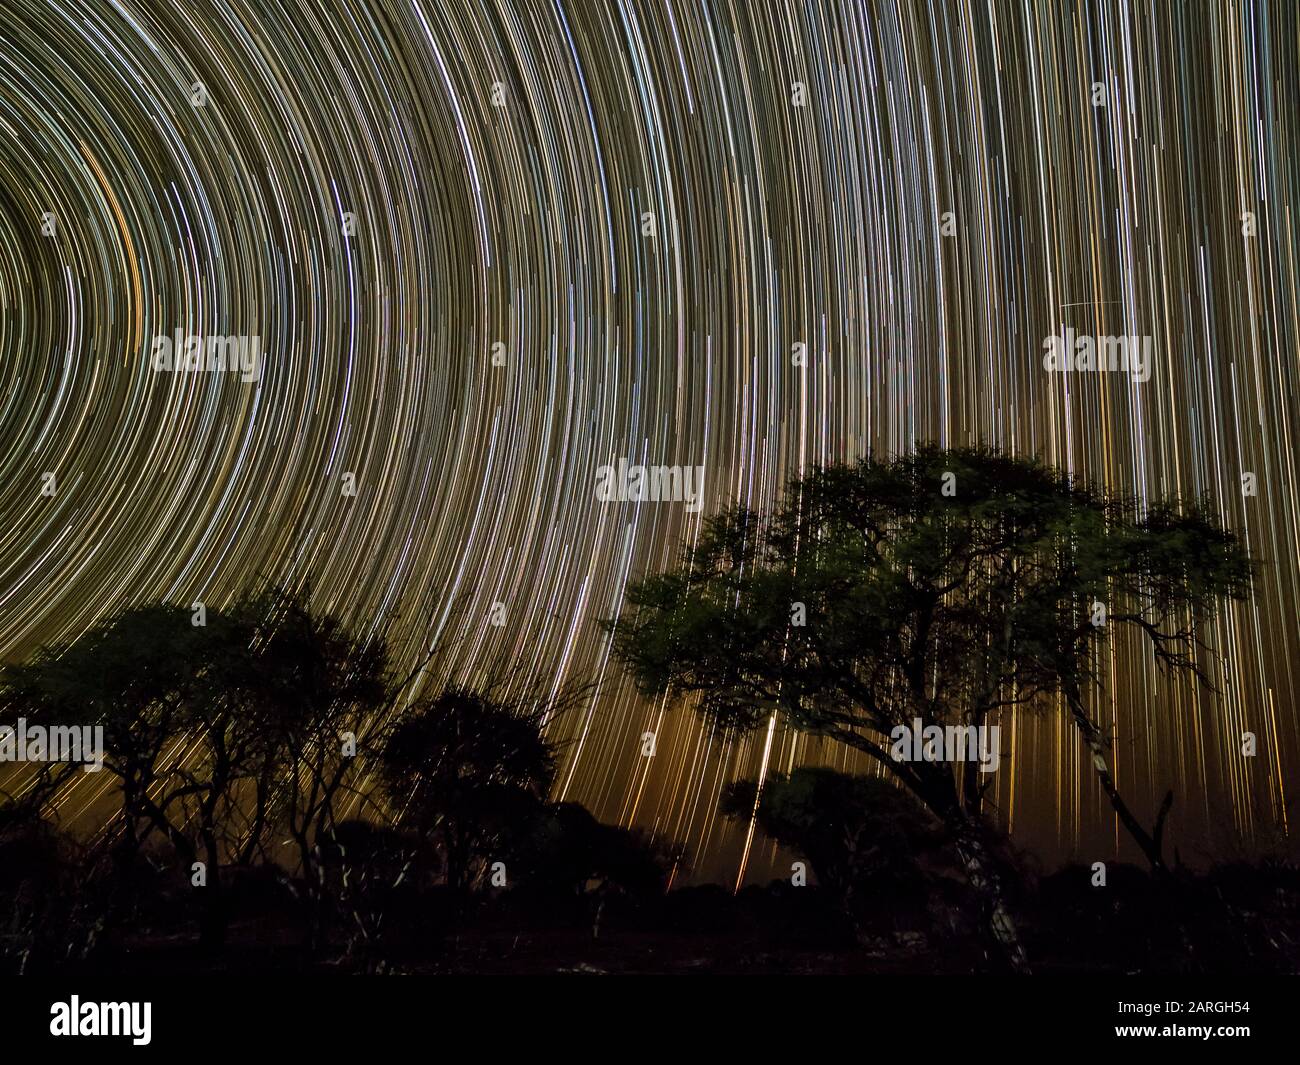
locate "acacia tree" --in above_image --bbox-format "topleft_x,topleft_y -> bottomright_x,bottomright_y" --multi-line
231,586 -> 393,945
0,603 -> 262,947
0,589 -> 396,951
609,445 -> 1253,971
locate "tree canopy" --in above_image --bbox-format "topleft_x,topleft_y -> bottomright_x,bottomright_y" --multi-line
609,445 -> 1254,968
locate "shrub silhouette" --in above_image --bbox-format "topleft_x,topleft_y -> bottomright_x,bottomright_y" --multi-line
722,768 -> 945,937
378,687 -> 554,894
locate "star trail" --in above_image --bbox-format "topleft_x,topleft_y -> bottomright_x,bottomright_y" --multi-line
1,0 -> 1297,884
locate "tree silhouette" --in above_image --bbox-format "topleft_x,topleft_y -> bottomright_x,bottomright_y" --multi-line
0,589 -> 395,951
378,688 -> 555,894
0,603 -> 261,947
609,445 -> 1253,971
230,586 -> 394,948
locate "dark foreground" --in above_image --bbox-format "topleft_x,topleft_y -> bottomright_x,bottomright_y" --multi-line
30,862 -> 1300,978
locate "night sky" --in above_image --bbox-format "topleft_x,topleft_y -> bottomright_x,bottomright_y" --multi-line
1,0 -> 1297,883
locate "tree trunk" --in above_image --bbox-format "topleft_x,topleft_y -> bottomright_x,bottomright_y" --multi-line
1064,688 -> 1171,877
910,761 -> 1030,973
948,813 -> 1031,973
834,728 -> 1031,972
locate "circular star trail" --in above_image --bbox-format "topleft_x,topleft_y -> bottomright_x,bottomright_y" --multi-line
1,0 -> 1297,881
